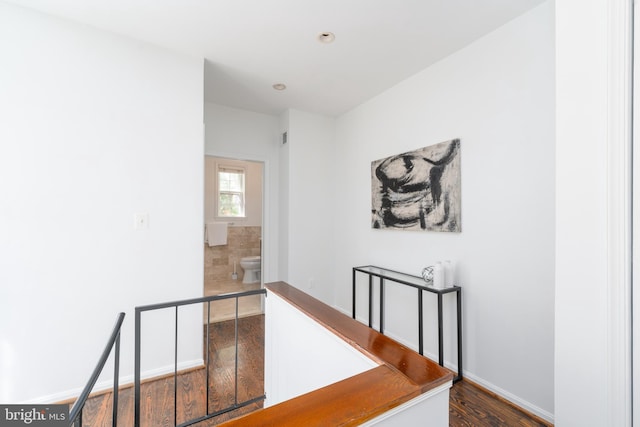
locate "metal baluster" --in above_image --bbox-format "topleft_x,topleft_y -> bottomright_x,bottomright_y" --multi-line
234,297 -> 239,406
134,309 -> 141,427
174,306 -> 178,426
112,331 -> 120,427
206,301 -> 211,414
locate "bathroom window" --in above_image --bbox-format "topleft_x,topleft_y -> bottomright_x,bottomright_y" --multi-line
217,165 -> 245,218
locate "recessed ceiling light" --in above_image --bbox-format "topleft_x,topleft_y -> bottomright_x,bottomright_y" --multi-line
272,83 -> 286,91
317,32 -> 335,43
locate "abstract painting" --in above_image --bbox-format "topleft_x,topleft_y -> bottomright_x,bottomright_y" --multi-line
371,139 -> 461,232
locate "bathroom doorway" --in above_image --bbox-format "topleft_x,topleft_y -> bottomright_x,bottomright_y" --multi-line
204,155 -> 264,322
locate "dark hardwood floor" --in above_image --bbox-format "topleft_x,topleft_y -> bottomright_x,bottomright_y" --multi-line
75,315 -> 551,426
449,380 -> 551,427
75,315 -> 265,427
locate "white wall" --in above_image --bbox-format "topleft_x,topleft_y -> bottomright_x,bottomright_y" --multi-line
278,112 -> 290,282
284,110 -> 337,303
332,3 -> 555,421
555,0 -> 631,425
0,2 -> 204,403
264,291 -> 377,406
204,157 -> 263,226
189,2 -> 555,419
204,103 -> 280,282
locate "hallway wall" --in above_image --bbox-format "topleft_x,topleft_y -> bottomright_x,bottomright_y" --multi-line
554,0 -> 631,424
202,4 -> 555,421
0,2 -> 204,402
332,3 -> 555,420
204,103 -> 280,283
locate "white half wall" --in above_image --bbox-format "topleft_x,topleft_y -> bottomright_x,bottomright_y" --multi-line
264,291 -> 377,407
0,2 -> 204,403
264,289 -> 450,427
333,2 -> 555,421
204,102 -> 281,283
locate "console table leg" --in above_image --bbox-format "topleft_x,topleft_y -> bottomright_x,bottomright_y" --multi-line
379,278 -> 385,334
418,289 -> 424,355
352,269 -> 356,319
437,293 -> 443,366
368,275 -> 373,328
456,289 -> 463,381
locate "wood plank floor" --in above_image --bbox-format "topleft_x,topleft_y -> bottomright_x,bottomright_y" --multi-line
75,315 -> 265,427
75,315 -> 552,426
449,380 -> 551,427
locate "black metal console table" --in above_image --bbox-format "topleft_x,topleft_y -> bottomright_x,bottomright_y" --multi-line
352,265 -> 462,382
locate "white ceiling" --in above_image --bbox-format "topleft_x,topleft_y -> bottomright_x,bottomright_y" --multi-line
8,0 -> 546,116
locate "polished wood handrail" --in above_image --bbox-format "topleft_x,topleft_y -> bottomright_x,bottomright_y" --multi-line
219,281 -> 453,426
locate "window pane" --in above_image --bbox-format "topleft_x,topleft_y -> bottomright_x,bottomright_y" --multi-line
218,192 -> 244,217
217,166 -> 245,217
219,171 -> 243,192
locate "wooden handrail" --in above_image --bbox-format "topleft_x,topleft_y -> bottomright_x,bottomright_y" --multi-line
219,281 -> 453,426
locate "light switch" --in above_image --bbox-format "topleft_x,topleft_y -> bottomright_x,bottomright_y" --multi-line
134,213 -> 149,230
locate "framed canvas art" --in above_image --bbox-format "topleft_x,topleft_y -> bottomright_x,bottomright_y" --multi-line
371,138 -> 461,232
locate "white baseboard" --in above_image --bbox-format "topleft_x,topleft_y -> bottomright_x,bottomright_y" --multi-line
461,371 -> 554,424
26,358 -> 204,404
333,304 -> 554,424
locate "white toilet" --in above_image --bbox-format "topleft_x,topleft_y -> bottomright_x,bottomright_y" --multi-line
239,256 -> 261,284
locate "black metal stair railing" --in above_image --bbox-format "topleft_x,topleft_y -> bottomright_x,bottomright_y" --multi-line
69,312 -> 125,427
134,289 -> 267,427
